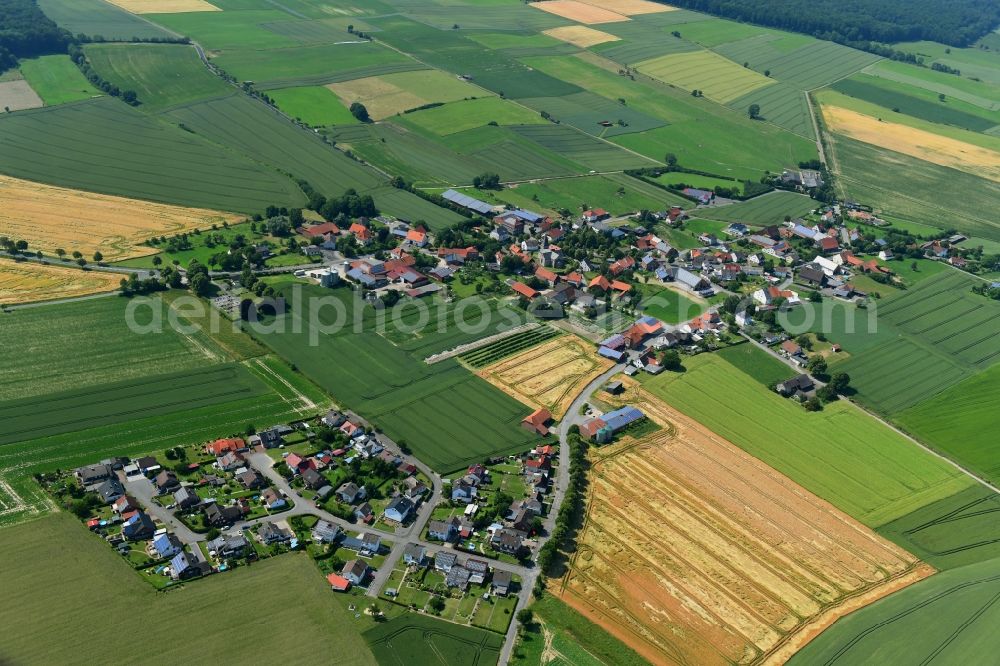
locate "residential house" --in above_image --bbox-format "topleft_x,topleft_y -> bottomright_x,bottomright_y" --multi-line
428,518 -> 460,542
312,520 -> 343,544
492,570 -> 512,596
149,532 -> 183,559
95,478 -> 125,505
435,550 -> 458,573
466,558 -> 490,585
154,471 -> 180,494
206,438 -> 243,457
491,528 -> 525,556
75,463 -> 113,488
341,559 -> 370,586
581,208 -> 609,223
384,497 -> 415,524
753,285 -> 800,306
301,468 -> 325,490
797,265 -> 827,288
173,486 -> 201,511
204,502 -> 243,527
336,482 -> 366,504
261,488 -> 286,510
208,532 -> 249,558
354,502 -> 374,523
135,457 -> 161,476
170,551 -> 201,580
112,494 -> 139,516
451,480 -> 477,504
446,565 -> 471,590
122,512 -> 155,541
237,469 -> 265,490
403,543 -> 427,566
776,374 -> 815,398
257,521 -> 292,545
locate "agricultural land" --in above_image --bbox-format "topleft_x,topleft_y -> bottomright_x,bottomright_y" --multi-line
477,335 -> 613,418
0,258 -> 122,304
554,380 -> 930,666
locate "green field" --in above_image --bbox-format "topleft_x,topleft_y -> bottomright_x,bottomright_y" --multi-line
148,10 -> 303,50
638,283 -> 705,324
716,342 -> 796,387
453,173 -> 688,217
399,97 -> 545,136
639,353 -> 972,527
896,364 -> 1000,484
211,41 -> 414,87
636,49 -> 775,103
834,271 -> 1000,414
0,297 -> 231,401
165,93 -> 383,197
364,614 -> 503,666
0,515 -> 375,664
0,364 -> 269,446
367,186 -> 468,230
728,81 -> 813,137
788,555 -> 1000,665
512,595 -> 648,666
510,124 -> 656,171
696,191 -> 815,224
269,85 -> 358,126
865,60 -> 1000,112
253,284 -> 539,472
84,43 -> 231,111
518,91 -> 668,139
828,134 -> 1000,240
38,0 -> 172,40
718,38 -> 880,91
0,97 -> 305,213
877,485 -> 1000,571
830,75 -> 999,133
18,55 -> 100,106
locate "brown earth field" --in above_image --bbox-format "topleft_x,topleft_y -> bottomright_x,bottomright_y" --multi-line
572,0 -> 676,15
532,0 -> 630,24
0,258 -> 123,305
477,335 -> 613,418
105,0 -> 221,12
543,26 -> 621,48
0,175 -> 242,261
552,379 -> 933,666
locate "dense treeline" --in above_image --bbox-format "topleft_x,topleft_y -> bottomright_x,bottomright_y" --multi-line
0,0 -> 70,72
664,0 -> 1000,47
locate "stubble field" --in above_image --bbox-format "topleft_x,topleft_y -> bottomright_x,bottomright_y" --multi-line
0,174 -> 241,261
555,382 -> 930,665
478,335 -> 613,418
0,259 -> 122,305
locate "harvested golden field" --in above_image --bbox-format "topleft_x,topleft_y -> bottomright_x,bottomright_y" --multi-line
532,0 -> 629,24
553,380 -> 931,666
0,258 -> 122,305
327,70 -> 481,120
105,0 -> 221,12
478,335 -> 613,418
572,0 -> 675,15
0,175 -> 241,261
543,26 -> 621,48
822,105 -> 1000,183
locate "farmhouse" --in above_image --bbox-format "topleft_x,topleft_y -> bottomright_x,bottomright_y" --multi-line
521,408 -> 553,436
581,406 -> 645,443
776,374 -> 815,398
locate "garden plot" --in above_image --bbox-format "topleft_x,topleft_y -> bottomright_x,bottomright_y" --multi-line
555,381 -> 931,666
478,336 -> 612,418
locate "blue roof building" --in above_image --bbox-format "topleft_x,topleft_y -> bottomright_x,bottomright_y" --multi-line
598,346 -> 625,361
602,406 -> 645,432
442,189 -> 493,215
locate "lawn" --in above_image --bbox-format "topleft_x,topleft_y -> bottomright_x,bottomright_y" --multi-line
268,86 -> 357,126
715,342 -> 796,387
0,514 -> 376,664
251,284 -> 540,472
639,353 -> 972,527
0,97 -> 305,213
637,282 -> 704,324
83,43 -> 231,111
364,614 -> 504,666
896,364 -> 1000,485
788,555 -> 1000,666
18,55 -> 100,106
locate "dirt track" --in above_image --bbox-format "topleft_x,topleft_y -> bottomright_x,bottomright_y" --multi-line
554,380 -> 931,665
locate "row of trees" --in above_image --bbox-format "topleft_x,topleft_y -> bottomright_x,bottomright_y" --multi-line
68,44 -> 139,105
664,0 -> 1000,47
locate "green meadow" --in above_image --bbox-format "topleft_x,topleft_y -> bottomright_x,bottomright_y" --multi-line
18,55 -> 100,105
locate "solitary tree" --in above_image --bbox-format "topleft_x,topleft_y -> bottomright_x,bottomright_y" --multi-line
748,103 -> 761,119
349,102 -> 370,123
55,248 -> 66,259
93,251 -> 103,262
